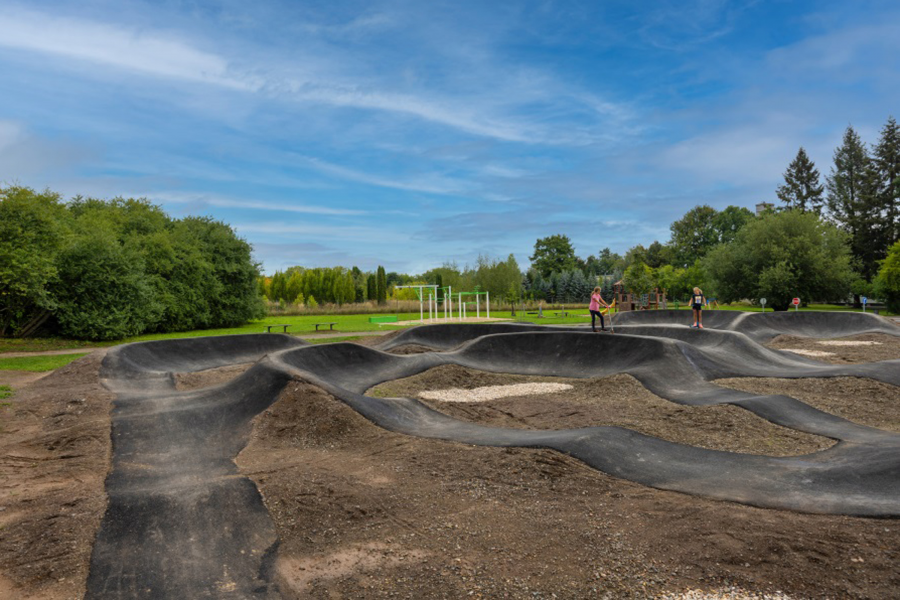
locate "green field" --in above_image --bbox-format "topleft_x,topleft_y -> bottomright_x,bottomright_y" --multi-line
0,353 -> 91,372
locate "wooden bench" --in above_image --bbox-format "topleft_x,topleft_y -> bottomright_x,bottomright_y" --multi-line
315,322 -> 338,331
264,324 -> 291,333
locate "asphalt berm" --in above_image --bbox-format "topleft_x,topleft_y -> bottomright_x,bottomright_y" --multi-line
1,311 -> 898,599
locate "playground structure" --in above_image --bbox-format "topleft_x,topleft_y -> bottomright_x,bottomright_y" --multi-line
613,280 -> 667,312
395,285 -> 490,322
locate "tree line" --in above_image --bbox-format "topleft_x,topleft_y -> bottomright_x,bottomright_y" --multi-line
1,187 -> 264,340
4,116 -> 897,341
263,111 -> 900,314
381,116 -> 900,312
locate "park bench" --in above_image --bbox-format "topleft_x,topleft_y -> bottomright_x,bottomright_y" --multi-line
264,324 -> 291,333
315,322 -> 338,331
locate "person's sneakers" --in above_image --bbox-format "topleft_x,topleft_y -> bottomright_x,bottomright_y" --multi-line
699,324 -> 704,328
601,328 -> 608,331
692,322 -> 698,328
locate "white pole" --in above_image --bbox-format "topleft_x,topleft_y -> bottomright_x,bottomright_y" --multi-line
458,293 -> 462,321
448,286 -> 452,320
420,288 -> 424,323
476,294 -> 480,318
486,291 -> 490,319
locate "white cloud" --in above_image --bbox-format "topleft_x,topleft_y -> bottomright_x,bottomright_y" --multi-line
766,20 -> 900,77
0,7 -> 253,89
0,6 -> 634,146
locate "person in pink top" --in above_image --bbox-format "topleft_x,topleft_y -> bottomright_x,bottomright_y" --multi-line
589,286 -> 610,332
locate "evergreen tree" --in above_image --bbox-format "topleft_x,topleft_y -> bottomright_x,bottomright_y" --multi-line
366,273 -> 376,301
872,116 -> 900,248
376,266 -> 387,304
826,125 -> 880,280
776,147 -> 825,213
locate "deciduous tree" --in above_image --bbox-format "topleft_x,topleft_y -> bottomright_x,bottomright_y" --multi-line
705,210 -> 854,310
530,234 -> 577,278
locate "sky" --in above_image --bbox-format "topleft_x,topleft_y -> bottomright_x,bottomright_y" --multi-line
1,0 -> 898,275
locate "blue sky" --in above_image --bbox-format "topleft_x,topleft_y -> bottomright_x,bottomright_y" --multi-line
1,1 -> 898,274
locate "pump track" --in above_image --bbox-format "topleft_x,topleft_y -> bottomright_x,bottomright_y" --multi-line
83,310 -> 898,598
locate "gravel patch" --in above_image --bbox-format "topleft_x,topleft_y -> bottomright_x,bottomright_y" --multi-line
780,348 -> 836,358
419,382 -> 573,403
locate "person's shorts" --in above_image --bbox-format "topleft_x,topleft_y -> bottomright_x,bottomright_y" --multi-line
692,303 -> 702,311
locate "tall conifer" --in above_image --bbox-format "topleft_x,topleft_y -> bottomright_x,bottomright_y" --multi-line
776,147 -> 824,213
872,116 -> 900,247
826,126 -> 881,280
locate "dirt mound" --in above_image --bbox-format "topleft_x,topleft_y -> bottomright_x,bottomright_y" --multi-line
383,343 -> 435,355
174,362 -> 254,390
245,379 -> 380,450
0,351 -> 112,600
716,376 -> 900,433
370,366 -> 833,457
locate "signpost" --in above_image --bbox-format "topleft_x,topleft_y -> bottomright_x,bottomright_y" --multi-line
792,297 -> 800,312
760,298 -> 766,313
862,296 -> 868,313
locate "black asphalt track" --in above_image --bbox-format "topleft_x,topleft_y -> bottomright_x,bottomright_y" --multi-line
88,312 -> 900,598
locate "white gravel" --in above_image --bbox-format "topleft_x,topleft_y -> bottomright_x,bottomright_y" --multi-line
816,340 -> 882,346
781,348 -> 836,358
419,382 -> 573,403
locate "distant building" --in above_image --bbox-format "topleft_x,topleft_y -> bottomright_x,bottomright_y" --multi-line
756,202 -> 774,215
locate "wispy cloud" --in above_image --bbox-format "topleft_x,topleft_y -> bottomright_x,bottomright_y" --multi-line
236,222 -> 398,244
153,191 -> 366,216
297,155 -> 470,196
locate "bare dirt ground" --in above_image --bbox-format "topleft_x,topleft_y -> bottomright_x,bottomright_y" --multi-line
369,367 -> 833,457
0,351 -> 111,600
1,333 -> 898,599
767,332 -> 900,364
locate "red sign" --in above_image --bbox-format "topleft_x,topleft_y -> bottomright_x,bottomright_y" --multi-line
792,297 -> 800,306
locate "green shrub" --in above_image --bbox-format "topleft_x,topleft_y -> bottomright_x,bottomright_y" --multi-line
875,241 -> 900,313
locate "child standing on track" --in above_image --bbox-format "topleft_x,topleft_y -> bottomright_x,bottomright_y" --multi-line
589,287 -> 610,332
690,287 -> 705,328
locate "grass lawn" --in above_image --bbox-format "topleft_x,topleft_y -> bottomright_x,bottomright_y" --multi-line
0,303 -> 891,356
0,353 -> 91,372
0,384 -> 12,401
